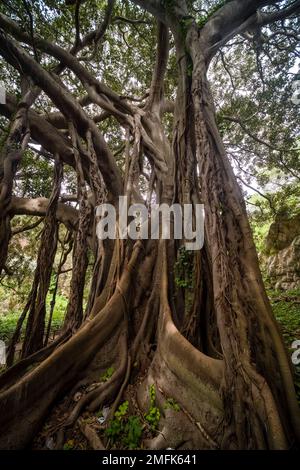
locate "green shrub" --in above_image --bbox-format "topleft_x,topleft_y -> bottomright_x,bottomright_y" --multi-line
105,401 -> 142,449
63,439 -> 75,450
174,247 -> 194,289
164,397 -> 180,412
100,366 -> 115,382
0,291 -> 67,342
144,384 -> 160,430
123,416 -> 143,449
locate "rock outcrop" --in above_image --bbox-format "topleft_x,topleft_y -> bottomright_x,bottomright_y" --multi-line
265,214 -> 300,290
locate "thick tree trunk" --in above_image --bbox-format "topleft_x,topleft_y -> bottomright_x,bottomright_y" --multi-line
187,29 -> 300,447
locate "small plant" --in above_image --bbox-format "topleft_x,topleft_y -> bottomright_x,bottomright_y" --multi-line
100,366 -> 115,382
144,406 -> 160,430
164,397 -> 180,412
106,416 -> 123,441
106,401 -> 128,443
115,400 -> 129,418
63,439 -> 75,450
149,383 -> 156,403
174,247 -> 194,288
105,401 -> 143,449
144,384 -> 160,430
123,416 -> 143,449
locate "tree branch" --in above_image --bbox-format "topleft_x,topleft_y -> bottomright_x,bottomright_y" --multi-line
145,21 -> 169,114
0,32 -> 123,198
113,16 -> 149,25
200,0 -> 300,61
12,216 -> 44,235
128,0 -> 166,23
0,11 -> 134,120
259,0 -> 300,26
9,196 -> 78,230
0,94 -> 75,168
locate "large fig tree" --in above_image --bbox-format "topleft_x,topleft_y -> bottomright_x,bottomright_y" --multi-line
0,0 -> 299,450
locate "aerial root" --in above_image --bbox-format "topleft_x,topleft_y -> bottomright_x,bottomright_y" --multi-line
0,331 -> 70,392
49,331 -> 129,449
78,417 -> 105,450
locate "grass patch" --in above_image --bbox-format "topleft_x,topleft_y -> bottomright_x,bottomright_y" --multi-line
0,292 -> 67,343
269,289 -> 300,404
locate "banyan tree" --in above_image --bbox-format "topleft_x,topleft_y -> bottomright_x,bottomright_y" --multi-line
0,0 -> 300,450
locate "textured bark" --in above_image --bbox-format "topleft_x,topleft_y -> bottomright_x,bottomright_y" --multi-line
0,87 -> 36,274
21,158 -> 63,358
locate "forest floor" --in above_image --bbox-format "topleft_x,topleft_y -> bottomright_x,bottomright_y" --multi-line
0,288 -> 299,449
